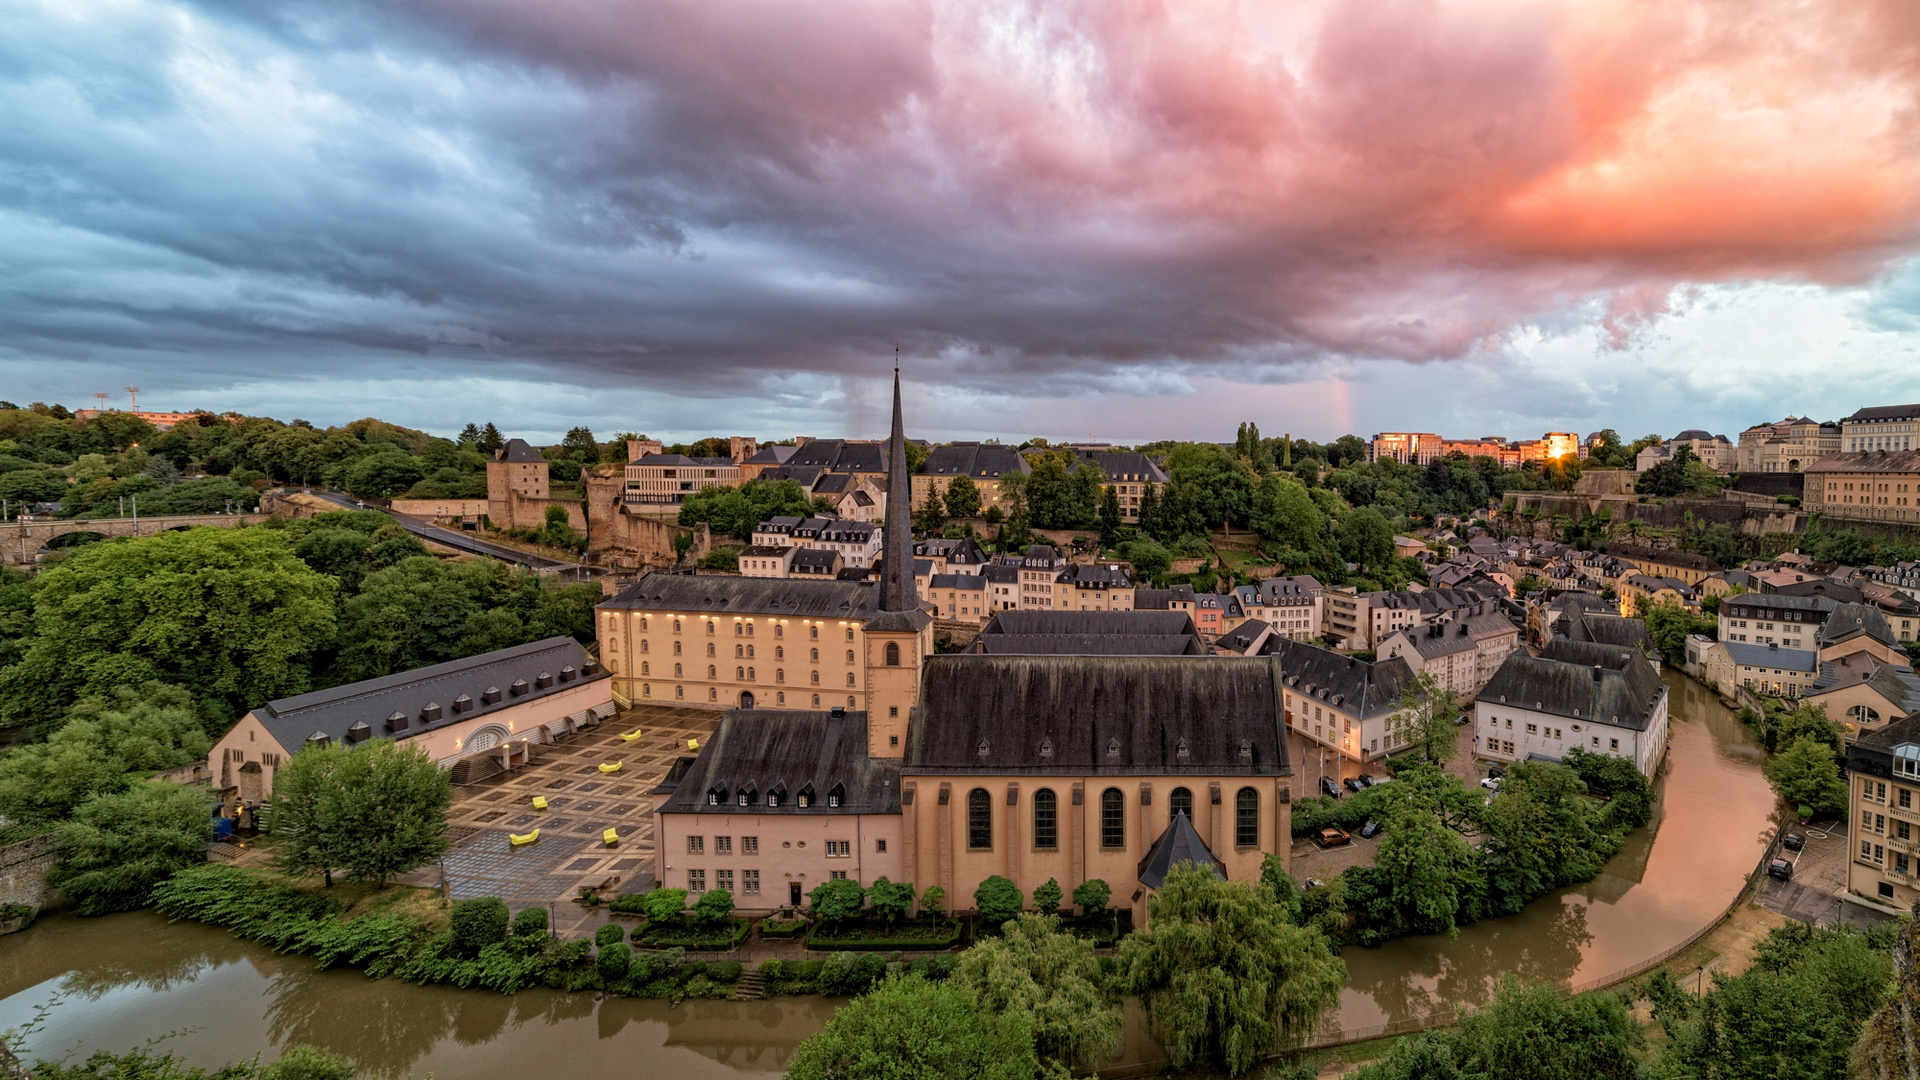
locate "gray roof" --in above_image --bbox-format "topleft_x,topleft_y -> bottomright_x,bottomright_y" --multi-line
1605,543 -> 1722,573
1138,811 -> 1224,891
1848,711 -> 1920,779
971,610 -> 1205,655
758,464 -> 828,487
787,439 -> 887,473
789,548 -> 843,573
496,438 -> 545,464
1385,621 -> 1477,660
1259,637 -> 1415,720
1845,404 -> 1920,423
1217,620 -> 1273,653
1720,641 -> 1818,672
1774,579 -> 1866,604
919,443 -> 1031,479
929,573 -> 985,590
907,655 -> 1291,776
651,710 -> 899,816
1818,603 -> 1901,650
1069,450 -> 1168,484
1565,613 -> 1654,654
1806,449 -> 1920,473
636,453 -> 732,467
741,445 -> 798,466
1062,563 -> 1134,589
1254,576 -> 1323,603
249,637 -> 604,752
601,571 -> 879,619
1806,653 -> 1920,710
1481,640 -> 1665,730
1721,593 -> 1835,620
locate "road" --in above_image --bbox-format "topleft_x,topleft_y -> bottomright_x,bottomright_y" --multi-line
308,491 -> 590,574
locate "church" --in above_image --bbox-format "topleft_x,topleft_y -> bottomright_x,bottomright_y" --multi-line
629,371 -> 1294,925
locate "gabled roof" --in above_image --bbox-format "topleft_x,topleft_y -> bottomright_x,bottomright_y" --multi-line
249,637 -> 605,753
741,444 -> 798,466
929,573 -> 985,590
496,438 -> 545,464
1721,641 -> 1818,672
907,656 -> 1290,776
1818,603 -> 1901,650
919,443 -> 1031,479
1138,812 -> 1224,890
1259,637 -> 1415,720
1845,404 -> 1920,423
971,610 -> 1205,655
787,439 -> 887,473
601,571 -> 878,618
652,710 -> 900,816
1565,613 -> 1654,654
758,464 -> 828,487
1481,641 -> 1665,730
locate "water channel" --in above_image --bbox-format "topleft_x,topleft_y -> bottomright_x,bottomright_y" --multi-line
0,671 -> 1772,1077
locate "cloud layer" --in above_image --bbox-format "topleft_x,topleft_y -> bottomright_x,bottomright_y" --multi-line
4,0 -> 1920,439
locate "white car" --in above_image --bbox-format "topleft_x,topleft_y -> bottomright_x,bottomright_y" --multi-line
1479,777 -> 1502,792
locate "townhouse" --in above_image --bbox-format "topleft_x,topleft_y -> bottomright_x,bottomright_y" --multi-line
1475,638 -> 1670,779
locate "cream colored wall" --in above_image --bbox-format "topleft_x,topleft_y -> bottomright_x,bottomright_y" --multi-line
864,623 -> 933,756
599,608 -> 869,711
653,808 -> 903,908
902,774 -> 1290,926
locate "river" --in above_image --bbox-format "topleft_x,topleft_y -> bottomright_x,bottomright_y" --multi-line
0,671 -> 1772,1076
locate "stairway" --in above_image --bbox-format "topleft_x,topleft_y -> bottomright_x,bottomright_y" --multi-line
732,971 -> 767,1000
449,754 -> 505,786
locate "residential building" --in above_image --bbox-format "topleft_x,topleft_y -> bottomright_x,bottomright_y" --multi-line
1562,611 -> 1657,665
1617,574 -> 1696,616
1845,715 -> 1920,909
739,545 -> 798,578
910,442 -> 1032,518
1718,594 -> 1835,650
737,444 -> 798,481
1233,576 -> 1324,643
1817,604 -> 1909,667
968,610 -> 1205,656
1376,606 -> 1521,697
983,564 -> 1021,611
1260,638 -> 1416,762
927,573 -> 988,623
813,519 -> 884,568
625,454 -> 743,505
1841,404 -> 1920,454
913,537 -> 989,574
1475,638 -> 1670,778
1058,563 -> 1137,611
1016,545 -> 1069,610
785,439 -> 888,477
811,473 -> 887,523
1322,585 -> 1505,651
1804,651 -> 1920,742
901,655 -> 1295,927
1723,640 -> 1820,697
1635,430 -> 1736,473
1803,451 -> 1920,526
209,637 -> 614,816
1737,416 -> 1842,473
1605,544 -> 1721,587
649,708 -> 903,907
1190,592 -> 1242,643
1064,450 -> 1169,523
788,548 -> 844,579
1369,433 -> 1445,465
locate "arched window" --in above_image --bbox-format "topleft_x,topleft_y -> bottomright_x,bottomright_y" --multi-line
846,628 -> 854,641
846,672 -> 856,686
776,669 -> 785,683
811,626 -> 820,640
811,648 -> 819,661
846,650 -> 855,663
1236,787 -> 1260,847
708,665 -> 716,678
1032,789 -> 1058,849
673,641 -> 682,655
1850,705 -> 1883,726
1100,788 -> 1125,848
735,623 -> 744,636
811,671 -> 820,685
674,663 -> 683,677
885,642 -> 901,667
1169,787 -> 1193,823
968,788 -> 992,850
705,643 -> 713,657
736,644 -> 744,658
672,619 -> 681,633
640,640 -> 649,653
641,662 -> 650,676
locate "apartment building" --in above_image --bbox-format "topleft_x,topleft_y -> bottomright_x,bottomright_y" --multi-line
625,454 -> 742,505
1476,638 -> 1670,779
1369,433 -> 1445,465
1260,638 -> 1416,763
1377,606 -> 1521,698
1718,594 -> 1834,650
1065,450 -> 1169,523
1738,416 -> 1842,473
1233,576 -> 1324,643
1846,715 -> 1920,910
926,573 -> 989,623
911,442 -> 1030,516
1841,404 -> 1920,454
749,516 -> 883,568
1635,431 -> 1736,472
1803,450 -> 1920,526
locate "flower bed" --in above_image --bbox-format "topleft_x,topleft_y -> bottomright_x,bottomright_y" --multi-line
805,917 -> 962,952
758,918 -> 808,939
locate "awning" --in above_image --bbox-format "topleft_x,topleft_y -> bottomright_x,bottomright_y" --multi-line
591,702 -> 618,721
543,719 -> 571,740
569,710 -> 592,730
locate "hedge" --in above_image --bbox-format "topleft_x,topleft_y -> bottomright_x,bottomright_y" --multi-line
635,917 -> 750,950
805,919 -> 962,952
758,918 -> 807,939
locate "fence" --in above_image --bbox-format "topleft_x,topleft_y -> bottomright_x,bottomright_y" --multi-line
1095,814 -> 1788,1078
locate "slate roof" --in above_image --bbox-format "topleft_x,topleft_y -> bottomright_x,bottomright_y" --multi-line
1605,543 -> 1722,573
1384,621 -> 1477,660
1775,579 -> 1866,604
1259,637 -> 1416,720
1254,576 -> 1323,603
1138,811 -> 1224,890
601,572 -> 879,618
636,453 -> 733,467
1806,653 -> 1920,710
787,439 -> 888,473
907,655 -> 1291,776
1845,405 -> 1920,423
1720,641 -> 1818,672
1133,585 -> 1196,610
789,548 -> 843,575
919,443 -> 1031,479
1721,593 -> 1835,621
1806,450 -> 1920,473
1481,640 -> 1665,731
741,445 -> 798,466
929,573 -> 985,591
756,465 -> 827,487
1818,603 -> 1902,650
1216,620 -> 1273,654
496,439 -> 545,463
1062,563 -> 1134,590
971,610 -> 1206,655
249,637 -> 605,752
1565,613 -> 1654,654
1069,450 -> 1168,484
651,710 -> 900,816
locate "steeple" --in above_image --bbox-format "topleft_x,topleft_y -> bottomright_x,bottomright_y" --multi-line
881,362 -> 918,613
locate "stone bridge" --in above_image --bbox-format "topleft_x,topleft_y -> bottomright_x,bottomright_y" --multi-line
0,513 -> 271,566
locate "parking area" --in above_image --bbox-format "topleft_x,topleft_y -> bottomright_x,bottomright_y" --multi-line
1754,820 -> 1891,929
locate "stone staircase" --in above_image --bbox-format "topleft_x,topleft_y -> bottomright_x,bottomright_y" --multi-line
450,754 -> 505,786
732,970 -> 767,1000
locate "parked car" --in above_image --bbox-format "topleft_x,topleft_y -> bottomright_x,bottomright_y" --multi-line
1782,833 -> 1806,851
1359,820 -> 1383,839
1767,858 -> 1794,881
1486,764 -> 1505,779
1479,777 -> 1502,792
1343,777 -> 1366,793
1454,713 -> 1472,725
1356,774 -> 1377,788
1304,878 -> 1326,890
1314,828 -> 1352,848
1320,776 -> 1342,798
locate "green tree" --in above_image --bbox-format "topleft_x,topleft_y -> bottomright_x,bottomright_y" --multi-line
457,423 -> 481,446
787,975 -> 1042,1080
1358,976 -> 1644,1080
919,885 -> 946,917
0,527 -> 337,727
450,897 -> 511,952
1345,808 -> 1485,943
271,740 -> 451,886
954,913 -> 1123,1075
1337,506 -> 1395,570
809,877 -> 867,926
974,875 -> 1025,927
1032,878 -> 1063,916
1098,486 -> 1122,547
1072,878 -> 1110,915
1250,473 -> 1330,557
48,781 -> 213,915
1124,538 -> 1172,579
1388,670 -> 1459,764
913,483 -> 947,534
693,887 -> 735,927
341,449 -> 426,498
476,423 -> 505,454
642,887 -> 688,924
0,682 -> 211,827
1118,864 -> 1346,1075
560,426 -> 600,464
867,877 -> 916,925
1478,761 -> 1607,915
1641,597 -> 1711,665
943,474 -> 983,519
1763,735 -> 1849,819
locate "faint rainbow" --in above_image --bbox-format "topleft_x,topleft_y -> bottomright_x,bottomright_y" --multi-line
1331,378 -> 1352,438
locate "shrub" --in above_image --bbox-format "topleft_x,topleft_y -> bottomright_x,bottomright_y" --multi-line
261,1044 -> 357,1080
628,951 -> 656,985
607,892 -> 648,914
693,887 -> 735,926
595,922 -> 627,948
820,951 -> 858,995
974,876 -> 1024,927
707,960 -> 743,983
927,954 -> 958,980
1071,879 -> 1110,915
850,952 -> 887,993
642,887 -> 688,924
909,956 -> 931,978
760,917 -> 808,938
1032,878 -> 1062,916
450,897 -> 510,953
920,885 -> 946,916
511,907 -> 549,938
596,941 -> 631,983
759,959 -> 785,979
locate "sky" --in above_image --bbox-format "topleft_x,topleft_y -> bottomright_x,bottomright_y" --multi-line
5,0 -> 1920,447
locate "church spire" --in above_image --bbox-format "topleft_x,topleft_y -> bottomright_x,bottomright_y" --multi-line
881,360 -> 917,613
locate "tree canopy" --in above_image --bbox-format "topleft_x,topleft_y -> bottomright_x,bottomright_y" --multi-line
49,780 -> 214,915
953,913 -> 1122,1075
271,739 -> 451,886
787,975 -> 1042,1080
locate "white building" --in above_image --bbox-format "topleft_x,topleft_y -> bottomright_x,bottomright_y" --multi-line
1474,638 -> 1670,778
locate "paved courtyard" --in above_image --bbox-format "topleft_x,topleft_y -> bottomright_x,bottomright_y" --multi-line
421,703 -> 722,935
1754,819 -> 1893,930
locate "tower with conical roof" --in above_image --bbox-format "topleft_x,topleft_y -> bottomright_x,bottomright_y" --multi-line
863,364 -> 933,757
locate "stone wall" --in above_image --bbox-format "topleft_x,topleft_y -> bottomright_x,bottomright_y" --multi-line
492,489 -> 586,532
1574,469 -> 1637,496
583,473 -> 695,570
0,833 -> 61,915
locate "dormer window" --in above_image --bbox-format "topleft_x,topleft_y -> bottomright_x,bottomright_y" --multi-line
1238,740 -> 1253,760
482,686 -> 502,705
797,784 -> 814,809
452,694 -> 473,714
345,721 -> 371,744
386,711 -> 408,733
536,671 -> 553,689
420,702 -> 442,723
1106,737 -> 1121,758
1039,738 -> 1053,759
738,784 -> 757,807
1176,738 -> 1190,761
977,738 -> 991,759
1897,745 -> 1920,781
510,679 -> 529,697
707,786 -> 728,806
828,783 -> 844,809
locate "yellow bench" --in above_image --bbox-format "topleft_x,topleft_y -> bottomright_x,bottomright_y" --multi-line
598,761 -> 622,774
620,730 -> 643,742
531,796 -> 548,811
603,828 -> 619,847
509,829 -> 540,846
687,738 -> 700,751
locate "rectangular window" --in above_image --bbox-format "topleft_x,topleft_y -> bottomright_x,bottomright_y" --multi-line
743,869 -> 760,894
1865,840 -> 1876,860
716,836 -> 732,854
716,869 -> 734,892
830,870 -> 848,880
1877,845 -> 1886,864
1903,789 -> 1914,809
1879,814 -> 1888,834
1865,808 -> 1876,829
1101,797 -> 1125,849
742,836 -> 758,854
1526,723 -> 1538,734
688,869 -> 706,892
1610,738 -> 1620,751
688,836 -> 704,854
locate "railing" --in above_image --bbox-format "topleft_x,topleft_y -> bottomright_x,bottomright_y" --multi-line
1095,812 -> 1788,1079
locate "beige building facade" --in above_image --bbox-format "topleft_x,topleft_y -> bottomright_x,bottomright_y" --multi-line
1803,451 -> 1920,525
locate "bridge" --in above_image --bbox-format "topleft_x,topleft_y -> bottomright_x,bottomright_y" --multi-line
0,513 -> 272,566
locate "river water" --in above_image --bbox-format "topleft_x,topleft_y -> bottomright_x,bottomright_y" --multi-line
0,671 -> 1771,1076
